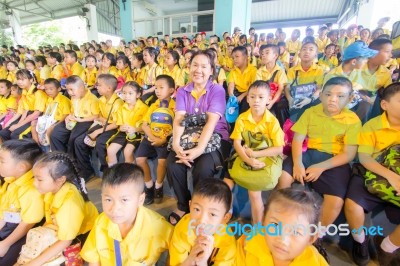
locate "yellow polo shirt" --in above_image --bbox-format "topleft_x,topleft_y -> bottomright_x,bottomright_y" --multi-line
0,170 -> 44,223
71,90 -> 99,118
292,104 -> 361,155
235,234 -> 328,266
117,68 -> 133,83
227,65 -> 257,93
170,214 -> 237,266
315,36 -> 330,54
318,56 -> 339,73
358,64 -> 392,92
81,207 -> 173,265
163,65 -> 184,88
6,70 -> 16,84
45,93 -> 71,121
20,84 -> 48,113
231,109 -> 285,147
131,68 -> 143,85
98,66 -> 119,78
358,112 -> 400,159
286,39 -> 302,54
343,36 -> 358,50
50,64 -> 65,81
80,68 -> 98,88
139,63 -> 163,86
323,65 -> 363,91
287,63 -> 324,87
0,66 -> 7,79
0,95 -> 16,114
39,65 -> 51,84
43,183 -> 98,240
256,64 -> 288,84
116,100 -> 149,127
279,51 -> 290,70
98,93 -> 124,123
223,56 -> 234,70
68,62 -> 84,77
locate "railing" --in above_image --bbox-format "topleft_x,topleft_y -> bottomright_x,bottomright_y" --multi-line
133,10 -> 214,38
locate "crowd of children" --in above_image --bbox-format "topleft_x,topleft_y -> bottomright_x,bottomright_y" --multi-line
0,18 -> 399,265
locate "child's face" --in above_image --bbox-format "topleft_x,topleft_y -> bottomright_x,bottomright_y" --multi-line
325,46 -> 335,57
260,48 -> 277,64
232,50 -> 247,68
370,44 -> 392,65
11,86 -> 19,97
0,150 -> 20,177
131,56 -> 141,69
320,85 -> 352,116
164,53 -> 175,67
122,85 -> 139,105
189,194 -> 230,235
299,43 -> 317,62
102,56 -> 111,68
360,30 -> 370,42
381,91 -> 400,121
16,76 -> 32,90
66,83 -> 86,99
33,165 -> 63,194
64,53 -> 75,65
96,79 -> 112,96
143,50 -> 154,64
291,31 -> 299,40
102,181 -> 145,227
184,53 -> 193,66
86,57 -> 96,69
247,86 -> 270,112
0,82 -> 9,96
46,56 -> 56,65
6,62 -> 16,71
25,62 -> 35,71
190,54 -> 213,85
44,83 -> 60,99
116,59 -> 126,70
155,79 -> 174,100
263,202 -> 316,264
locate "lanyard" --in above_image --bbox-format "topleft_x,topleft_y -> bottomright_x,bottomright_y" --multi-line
114,239 -> 122,266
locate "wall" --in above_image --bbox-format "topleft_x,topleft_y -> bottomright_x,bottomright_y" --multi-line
132,2 -> 165,38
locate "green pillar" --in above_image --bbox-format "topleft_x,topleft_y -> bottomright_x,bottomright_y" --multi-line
119,0 -> 133,40
214,0 -> 251,36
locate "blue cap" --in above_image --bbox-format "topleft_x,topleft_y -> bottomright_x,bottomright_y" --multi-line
342,41 -> 378,61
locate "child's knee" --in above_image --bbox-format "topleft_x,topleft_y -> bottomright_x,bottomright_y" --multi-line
136,157 -> 147,165
344,198 -> 362,212
324,195 -> 344,210
277,171 -> 293,188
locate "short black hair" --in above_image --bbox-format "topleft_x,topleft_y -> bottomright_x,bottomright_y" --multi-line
380,82 -> 400,101
192,178 -> 232,213
156,74 -> 175,89
65,75 -> 85,88
0,79 -> 12,89
259,44 -> 279,56
0,139 -> 43,166
102,163 -> 144,193
232,45 -> 248,56
44,78 -> 61,88
369,38 -> 392,51
323,76 -> 353,93
248,80 -> 271,94
65,50 -> 78,60
97,73 -> 118,91
48,52 -> 62,63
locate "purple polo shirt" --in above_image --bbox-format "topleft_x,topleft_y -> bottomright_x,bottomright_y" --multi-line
175,80 -> 229,140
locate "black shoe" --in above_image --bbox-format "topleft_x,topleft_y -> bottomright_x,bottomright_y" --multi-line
144,184 -> 154,205
313,238 -> 330,264
154,185 -> 163,204
374,235 -> 399,266
352,237 -> 370,266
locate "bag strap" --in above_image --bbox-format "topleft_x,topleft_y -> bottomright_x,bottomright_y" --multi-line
290,70 -> 299,87
268,70 -> 279,83
114,239 -> 122,266
103,97 -> 119,133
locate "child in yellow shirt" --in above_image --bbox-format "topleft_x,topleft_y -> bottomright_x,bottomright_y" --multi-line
318,43 -> 339,73
80,55 -> 98,89
236,188 -> 329,266
6,61 -> 18,84
16,152 -> 98,265
130,52 -> 145,84
116,55 -> 133,92
163,50 -> 184,88
47,52 -> 64,81
63,50 -> 84,78
170,178 -> 236,266
0,140 -> 44,265
81,163 -> 173,265
0,79 -> 16,119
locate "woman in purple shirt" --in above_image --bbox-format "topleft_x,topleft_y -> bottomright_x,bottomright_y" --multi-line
167,50 -> 230,225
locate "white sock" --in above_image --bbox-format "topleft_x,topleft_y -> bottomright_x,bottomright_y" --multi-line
351,229 -> 365,243
145,180 -> 154,188
155,181 -> 163,189
381,236 -> 399,253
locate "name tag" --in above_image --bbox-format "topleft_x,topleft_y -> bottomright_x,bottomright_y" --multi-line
3,211 -> 21,223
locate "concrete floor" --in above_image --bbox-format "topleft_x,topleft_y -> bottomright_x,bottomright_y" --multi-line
86,173 -> 394,266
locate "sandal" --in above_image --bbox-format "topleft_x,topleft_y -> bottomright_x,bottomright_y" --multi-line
168,211 -> 186,226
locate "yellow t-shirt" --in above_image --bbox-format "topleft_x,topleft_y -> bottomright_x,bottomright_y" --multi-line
98,93 -> 124,123
131,68 -> 143,85
0,170 -> 44,223
287,63 -> 324,87
6,70 -> 17,84
0,94 -> 17,114
81,207 -> 173,265
117,68 -> 133,83
279,51 -> 290,70
227,65 -> 257,93
43,183 -> 98,240
358,112 -> 400,159
98,66 -> 118,78
0,66 -> 7,79
163,65 -> 184,88
116,100 -> 149,127
45,93 -> 71,121
318,55 -> 339,73
170,214 -> 236,266
139,63 -> 163,86
20,84 -> 48,113
315,36 -> 330,54
214,67 -> 227,84
235,234 -> 329,266
231,109 -> 285,148
80,68 -> 98,88
50,64 -> 65,81
323,65 -> 363,91
286,39 -> 302,54
358,64 -> 392,92
71,90 -> 99,118
385,58 -> 399,69
39,65 -> 51,84
256,64 -> 288,85
223,55 -> 234,70
292,104 -> 361,155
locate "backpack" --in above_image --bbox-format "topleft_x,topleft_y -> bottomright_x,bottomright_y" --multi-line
150,99 -> 174,139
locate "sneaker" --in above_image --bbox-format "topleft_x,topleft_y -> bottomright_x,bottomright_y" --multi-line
144,184 -> 154,205
313,238 -> 330,264
154,185 -> 163,204
374,235 -> 399,266
352,237 -> 370,266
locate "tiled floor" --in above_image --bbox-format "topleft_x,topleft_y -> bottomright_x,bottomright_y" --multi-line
86,177 -> 390,266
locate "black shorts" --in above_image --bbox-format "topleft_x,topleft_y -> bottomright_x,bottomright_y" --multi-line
109,131 -> 141,149
346,174 -> 400,224
282,149 -> 351,198
135,137 -> 169,159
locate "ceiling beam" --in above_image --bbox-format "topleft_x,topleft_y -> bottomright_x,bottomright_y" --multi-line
251,16 -> 337,30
